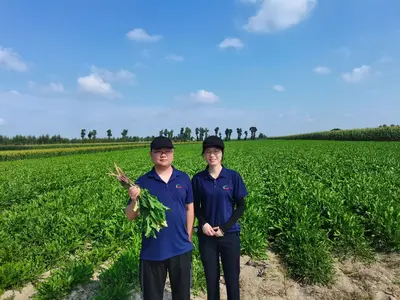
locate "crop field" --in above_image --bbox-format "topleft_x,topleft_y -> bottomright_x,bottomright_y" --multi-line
0,143 -> 150,161
1,140 -> 400,299
0,142 -> 150,151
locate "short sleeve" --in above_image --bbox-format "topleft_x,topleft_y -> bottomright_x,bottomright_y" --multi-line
185,174 -> 194,204
233,172 -> 248,201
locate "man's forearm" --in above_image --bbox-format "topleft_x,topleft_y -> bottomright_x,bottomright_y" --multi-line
186,203 -> 194,241
126,199 -> 139,220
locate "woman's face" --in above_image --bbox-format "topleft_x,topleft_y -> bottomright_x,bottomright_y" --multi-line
203,147 -> 223,166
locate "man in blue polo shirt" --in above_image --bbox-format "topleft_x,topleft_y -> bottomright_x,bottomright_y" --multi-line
125,136 -> 194,300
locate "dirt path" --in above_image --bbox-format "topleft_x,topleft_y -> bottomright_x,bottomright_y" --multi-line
2,251 -> 400,300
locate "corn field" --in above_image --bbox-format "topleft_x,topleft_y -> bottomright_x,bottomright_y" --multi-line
269,126 -> 400,141
0,140 -> 399,299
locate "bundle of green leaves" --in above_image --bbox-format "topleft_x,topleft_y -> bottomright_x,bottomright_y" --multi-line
109,163 -> 171,238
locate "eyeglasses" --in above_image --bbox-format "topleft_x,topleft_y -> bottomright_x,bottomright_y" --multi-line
152,149 -> 174,155
204,149 -> 222,156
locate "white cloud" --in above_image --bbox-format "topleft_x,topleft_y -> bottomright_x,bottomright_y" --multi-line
0,118 -> 5,125
0,47 -> 28,72
29,81 -> 65,93
313,66 -> 331,74
273,85 -> 285,92
77,74 -> 120,98
76,66 -> 134,98
126,28 -> 162,42
243,0 -> 317,33
341,65 -> 372,83
218,38 -> 244,49
0,91 -> 273,139
47,82 -> 65,93
9,90 -> 22,96
189,90 -> 220,104
91,66 -> 136,84
165,54 -> 184,62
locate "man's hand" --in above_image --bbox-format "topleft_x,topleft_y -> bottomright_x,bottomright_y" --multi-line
126,186 -> 140,221
202,223 -> 215,236
128,186 -> 141,201
213,226 -> 224,237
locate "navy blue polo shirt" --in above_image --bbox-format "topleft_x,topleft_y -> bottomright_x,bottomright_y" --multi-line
192,166 -> 248,233
127,166 -> 194,261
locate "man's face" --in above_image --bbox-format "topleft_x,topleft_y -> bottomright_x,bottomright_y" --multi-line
150,148 -> 174,167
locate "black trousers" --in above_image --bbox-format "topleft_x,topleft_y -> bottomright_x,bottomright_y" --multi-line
139,250 -> 192,300
198,231 -> 241,300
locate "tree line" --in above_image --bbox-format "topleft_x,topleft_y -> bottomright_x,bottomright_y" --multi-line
0,126 -> 265,145
156,126 -> 263,141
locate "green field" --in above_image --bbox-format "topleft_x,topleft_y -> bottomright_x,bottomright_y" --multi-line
1,140 -> 400,299
269,125 -> 400,141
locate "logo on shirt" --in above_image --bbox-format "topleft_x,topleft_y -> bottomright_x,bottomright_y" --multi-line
222,185 -> 230,190
176,184 -> 183,189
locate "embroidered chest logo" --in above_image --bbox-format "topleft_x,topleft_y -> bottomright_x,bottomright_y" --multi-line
222,185 -> 230,190
176,184 -> 183,189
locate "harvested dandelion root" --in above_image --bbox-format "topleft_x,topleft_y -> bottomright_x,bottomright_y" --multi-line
109,163 -> 171,238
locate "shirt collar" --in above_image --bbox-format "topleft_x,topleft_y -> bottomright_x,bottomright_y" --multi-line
203,165 -> 228,179
147,165 -> 180,182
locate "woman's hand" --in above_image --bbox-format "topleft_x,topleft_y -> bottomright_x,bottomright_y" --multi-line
213,226 -> 224,237
202,223 -> 215,236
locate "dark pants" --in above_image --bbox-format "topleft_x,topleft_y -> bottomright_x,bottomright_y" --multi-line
139,250 -> 192,300
198,231 -> 241,300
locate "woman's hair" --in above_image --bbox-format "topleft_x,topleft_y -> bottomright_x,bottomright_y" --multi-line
201,135 -> 225,154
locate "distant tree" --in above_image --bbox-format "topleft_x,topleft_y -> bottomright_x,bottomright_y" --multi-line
236,128 -> 242,140
224,128 -> 229,141
88,131 -> 93,139
199,127 -> 205,141
204,128 -> 209,139
244,130 -> 248,140
107,129 -> 112,139
80,129 -> 86,140
164,129 -> 168,137
249,126 -> 258,140
219,132 -> 222,139
195,128 -> 199,141
214,127 -> 219,136
121,129 -> 128,138
228,129 -> 233,140
184,127 -> 191,141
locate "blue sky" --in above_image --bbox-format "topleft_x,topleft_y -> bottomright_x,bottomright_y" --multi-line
1,0 -> 400,139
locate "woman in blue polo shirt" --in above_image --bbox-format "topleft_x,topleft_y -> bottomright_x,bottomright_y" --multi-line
192,135 -> 248,300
